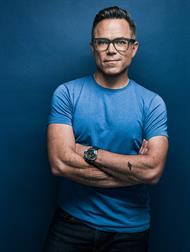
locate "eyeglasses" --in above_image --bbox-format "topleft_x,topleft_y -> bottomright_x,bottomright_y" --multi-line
92,37 -> 136,52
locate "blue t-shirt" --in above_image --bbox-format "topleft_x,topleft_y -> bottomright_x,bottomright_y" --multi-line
48,75 -> 168,233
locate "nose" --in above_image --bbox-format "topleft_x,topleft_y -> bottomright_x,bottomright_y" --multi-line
107,42 -> 117,54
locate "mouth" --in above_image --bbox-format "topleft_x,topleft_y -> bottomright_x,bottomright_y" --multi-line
104,59 -> 121,65
104,59 -> 121,62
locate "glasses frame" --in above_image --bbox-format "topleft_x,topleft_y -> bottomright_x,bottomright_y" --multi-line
92,37 -> 137,52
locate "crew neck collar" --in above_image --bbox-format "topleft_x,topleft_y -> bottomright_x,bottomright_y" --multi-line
91,74 -> 132,92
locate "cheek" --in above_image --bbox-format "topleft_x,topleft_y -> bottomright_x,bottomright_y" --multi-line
121,53 -> 133,65
94,53 -> 105,67
98,53 -> 104,60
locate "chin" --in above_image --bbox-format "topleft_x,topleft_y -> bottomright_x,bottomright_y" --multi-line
101,68 -> 127,76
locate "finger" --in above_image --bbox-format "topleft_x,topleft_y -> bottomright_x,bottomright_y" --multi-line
139,147 -> 145,154
143,139 -> 148,146
142,140 -> 148,151
139,146 -> 143,154
143,147 -> 149,154
141,139 -> 147,149
139,139 -> 146,154
139,139 -> 149,154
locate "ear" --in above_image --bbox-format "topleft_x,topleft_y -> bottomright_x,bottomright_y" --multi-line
89,42 -> 95,53
131,41 -> 139,58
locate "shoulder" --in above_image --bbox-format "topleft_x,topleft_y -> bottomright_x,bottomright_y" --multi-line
131,79 -> 157,99
130,79 -> 166,108
54,75 -> 91,95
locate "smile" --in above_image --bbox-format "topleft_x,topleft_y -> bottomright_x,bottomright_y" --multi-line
104,59 -> 120,62
104,60 -> 120,63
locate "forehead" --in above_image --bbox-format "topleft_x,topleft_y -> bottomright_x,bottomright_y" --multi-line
94,19 -> 132,39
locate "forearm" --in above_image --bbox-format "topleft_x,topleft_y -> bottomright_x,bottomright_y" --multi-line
55,162 -> 139,188
94,149 -> 163,184
50,151 -> 139,188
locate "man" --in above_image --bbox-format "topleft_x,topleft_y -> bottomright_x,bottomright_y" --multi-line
43,6 -> 168,252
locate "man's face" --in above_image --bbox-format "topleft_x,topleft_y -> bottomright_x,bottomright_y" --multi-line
91,19 -> 139,76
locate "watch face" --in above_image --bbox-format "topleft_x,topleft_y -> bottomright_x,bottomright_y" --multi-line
84,148 -> 97,161
87,149 -> 96,160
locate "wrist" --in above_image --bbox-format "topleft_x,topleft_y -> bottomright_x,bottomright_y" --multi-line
83,146 -> 100,164
76,143 -> 91,157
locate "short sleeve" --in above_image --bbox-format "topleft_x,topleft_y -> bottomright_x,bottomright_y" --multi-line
48,84 -> 73,125
143,95 -> 168,140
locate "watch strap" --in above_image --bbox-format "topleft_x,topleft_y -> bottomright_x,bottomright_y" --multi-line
92,146 -> 100,150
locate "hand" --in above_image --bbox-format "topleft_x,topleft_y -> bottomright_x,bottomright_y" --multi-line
139,139 -> 149,155
75,143 -> 90,157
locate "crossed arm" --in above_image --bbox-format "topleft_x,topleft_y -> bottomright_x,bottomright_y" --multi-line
47,124 -> 168,188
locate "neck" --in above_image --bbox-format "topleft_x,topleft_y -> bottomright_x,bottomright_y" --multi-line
94,70 -> 129,89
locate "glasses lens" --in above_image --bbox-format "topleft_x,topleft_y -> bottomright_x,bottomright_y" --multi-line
94,39 -> 109,51
114,39 -> 129,51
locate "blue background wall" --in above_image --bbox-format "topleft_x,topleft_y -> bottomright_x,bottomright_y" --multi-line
1,0 -> 189,251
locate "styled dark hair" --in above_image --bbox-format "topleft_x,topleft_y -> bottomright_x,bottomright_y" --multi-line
92,6 -> 136,39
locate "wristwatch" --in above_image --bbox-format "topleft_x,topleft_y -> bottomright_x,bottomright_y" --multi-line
83,146 -> 100,163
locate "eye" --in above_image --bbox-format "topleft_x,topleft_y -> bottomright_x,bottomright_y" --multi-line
115,39 -> 127,45
96,39 -> 109,45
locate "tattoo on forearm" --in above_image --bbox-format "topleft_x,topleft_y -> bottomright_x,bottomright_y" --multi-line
128,161 -> 132,171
